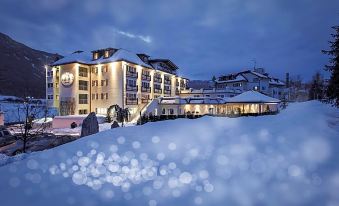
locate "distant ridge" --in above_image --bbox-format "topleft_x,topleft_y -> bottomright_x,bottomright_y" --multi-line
0,32 -> 62,98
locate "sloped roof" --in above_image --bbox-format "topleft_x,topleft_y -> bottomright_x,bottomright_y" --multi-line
51,51 -> 91,66
186,97 -> 224,104
216,74 -> 247,83
225,90 -> 281,103
160,97 -> 188,104
269,78 -> 285,86
52,49 -> 152,68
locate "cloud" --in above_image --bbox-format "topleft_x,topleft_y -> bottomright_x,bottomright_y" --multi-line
117,30 -> 152,44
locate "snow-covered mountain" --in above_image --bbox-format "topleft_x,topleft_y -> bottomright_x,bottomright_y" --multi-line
0,101 -> 338,206
0,32 -> 61,98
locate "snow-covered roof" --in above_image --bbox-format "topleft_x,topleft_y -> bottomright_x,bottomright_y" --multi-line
52,49 -> 152,68
160,97 -> 188,104
186,97 -> 224,104
183,88 -> 242,94
269,78 -> 285,86
216,74 -> 247,83
250,71 -> 269,78
225,90 -> 281,103
52,51 -> 92,66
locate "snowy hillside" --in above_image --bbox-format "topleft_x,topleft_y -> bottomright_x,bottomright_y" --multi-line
0,101 -> 338,206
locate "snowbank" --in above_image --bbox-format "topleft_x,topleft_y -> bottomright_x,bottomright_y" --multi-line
0,101 -> 338,206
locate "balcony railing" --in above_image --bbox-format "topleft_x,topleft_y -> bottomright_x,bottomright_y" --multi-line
126,85 -> 138,92
164,90 -> 171,94
164,79 -> 171,85
142,75 -> 151,81
126,72 -> 138,78
126,98 -> 138,105
141,99 -> 150,103
154,77 -> 162,83
79,99 -> 88,104
154,88 -> 162,94
141,87 -> 151,93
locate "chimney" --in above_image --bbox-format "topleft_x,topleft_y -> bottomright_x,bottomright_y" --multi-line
286,73 -> 290,88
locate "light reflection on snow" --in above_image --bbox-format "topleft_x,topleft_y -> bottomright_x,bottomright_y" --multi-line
2,102 -> 339,206
46,136 -> 215,204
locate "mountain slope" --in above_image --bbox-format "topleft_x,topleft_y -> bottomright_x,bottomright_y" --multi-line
0,32 -> 61,98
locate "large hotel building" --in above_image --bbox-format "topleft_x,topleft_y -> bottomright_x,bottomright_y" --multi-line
46,48 -> 188,116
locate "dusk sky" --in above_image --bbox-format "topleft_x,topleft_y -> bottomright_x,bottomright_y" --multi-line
0,0 -> 338,81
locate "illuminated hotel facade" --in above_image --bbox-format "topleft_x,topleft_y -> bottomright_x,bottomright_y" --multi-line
46,48 -> 188,116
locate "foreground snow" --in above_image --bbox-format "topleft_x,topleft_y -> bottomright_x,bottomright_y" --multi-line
0,101 -> 339,206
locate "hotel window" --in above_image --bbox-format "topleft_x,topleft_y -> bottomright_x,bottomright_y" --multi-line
105,93 -> 108,99
168,109 -> 174,115
93,52 -> 99,60
92,94 -> 95,100
126,93 -> 137,99
47,83 -> 53,88
79,67 -> 88,77
79,80 -> 88,90
92,80 -> 96,87
55,83 -> 59,88
142,82 -> 150,88
142,70 -> 150,75
104,51 -> 109,58
101,93 -> 104,99
92,67 -> 98,74
101,79 -> 108,86
127,79 -> 136,86
96,108 -> 107,114
56,95 -> 59,100
79,109 -> 88,115
96,93 -> 99,99
47,95 -> 53,99
79,94 -> 88,104
126,65 -> 136,73
102,66 -> 108,73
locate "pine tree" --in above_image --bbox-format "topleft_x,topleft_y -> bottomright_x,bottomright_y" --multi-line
309,71 -> 324,100
322,26 -> 339,107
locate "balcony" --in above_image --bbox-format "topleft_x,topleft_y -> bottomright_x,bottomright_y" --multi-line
142,75 -> 151,81
164,90 -> 171,95
154,88 -> 162,94
141,98 -> 150,103
126,72 -> 138,78
164,79 -> 171,85
154,77 -> 162,83
126,85 -> 138,92
141,87 -> 151,93
126,98 -> 138,105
